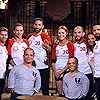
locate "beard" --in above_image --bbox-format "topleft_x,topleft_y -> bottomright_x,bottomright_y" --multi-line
75,36 -> 83,42
34,28 -> 42,33
95,34 -> 100,41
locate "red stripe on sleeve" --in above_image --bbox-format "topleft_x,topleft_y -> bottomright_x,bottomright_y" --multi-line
7,38 -> 15,55
51,44 -> 57,60
67,41 -> 74,57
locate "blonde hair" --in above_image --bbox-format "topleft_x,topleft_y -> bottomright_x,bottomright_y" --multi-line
0,27 -> 8,32
74,26 -> 84,32
57,25 -> 68,33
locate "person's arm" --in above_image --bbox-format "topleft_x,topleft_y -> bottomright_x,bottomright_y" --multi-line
33,70 -> 41,94
81,74 -> 90,97
8,67 -> 17,92
51,44 -> 61,78
9,58 -> 16,67
41,32 -> 51,52
58,64 -> 68,75
52,63 -> 60,78
63,75 -> 68,97
42,39 -> 51,52
7,39 -> 16,67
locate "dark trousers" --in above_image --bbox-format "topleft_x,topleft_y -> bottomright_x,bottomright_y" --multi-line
85,73 -> 95,100
6,69 -> 11,78
0,79 -> 5,100
94,78 -> 100,100
39,68 -> 49,95
10,92 -> 22,100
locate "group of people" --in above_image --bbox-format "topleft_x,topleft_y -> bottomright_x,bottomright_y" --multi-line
52,24 -> 100,100
0,17 -> 100,100
0,18 -> 51,100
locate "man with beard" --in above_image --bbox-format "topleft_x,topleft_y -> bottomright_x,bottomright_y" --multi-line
92,25 -> 100,99
92,24 -> 100,41
73,26 -> 94,100
26,18 -> 51,95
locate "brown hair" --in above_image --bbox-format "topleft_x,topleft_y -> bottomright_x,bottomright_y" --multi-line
57,25 -> 68,33
24,48 -> 34,55
13,23 -> 23,30
33,18 -> 44,24
0,27 -> 8,32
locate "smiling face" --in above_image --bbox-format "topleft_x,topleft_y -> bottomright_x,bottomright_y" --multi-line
0,31 -> 8,43
33,20 -> 44,34
87,34 -> 96,46
57,26 -> 68,42
23,48 -> 34,64
57,28 -> 67,41
74,26 -> 84,41
68,57 -> 78,72
13,25 -> 24,39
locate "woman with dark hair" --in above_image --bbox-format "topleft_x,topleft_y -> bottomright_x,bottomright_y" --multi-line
86,33 -> 96,99
86,33 -> 96,74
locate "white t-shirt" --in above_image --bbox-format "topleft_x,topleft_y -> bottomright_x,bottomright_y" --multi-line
7,38 -> 29,69
28,35 -> 48,69
0,45 -> 8,78
87,51 -> 95,74
93,41 -> 100,77
74,42 -> 92,74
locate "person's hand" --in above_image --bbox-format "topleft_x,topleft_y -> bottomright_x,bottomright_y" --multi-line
55,71 -> 61,79
54,39 -> 59,44
10,88 -> 15,93
82,95 -> 86,100
42,39 -> 51,51
42,39 -> 49,49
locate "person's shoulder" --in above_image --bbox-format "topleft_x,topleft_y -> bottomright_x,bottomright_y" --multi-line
23,38 -> 28,41
8,38 -> 15,43
63,72 -> 70,79
52,42 -> 58,48
40,32 -> 50,38
26,33 -> 33,39
96,40 -> 100,44
33,67 -> 39,72
77,71 -> 87,77
11,64 -> 21,71
41,32 -> 47,36
77,71 -> 84,75
68,41 -> 73,44
67,41 -> 74,47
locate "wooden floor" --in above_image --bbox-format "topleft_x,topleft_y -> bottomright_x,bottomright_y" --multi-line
1,93 -> 67,100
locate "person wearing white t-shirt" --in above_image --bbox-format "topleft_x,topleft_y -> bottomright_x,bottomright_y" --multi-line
7,23 -> 29,76
86,33 -> 96,75
92,24 -> 100,100
0,27 -> 8,100
52,25 -> 74,96
27,18 -> 51,95
73,26 -> 94,100
86,33 -> 96,98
